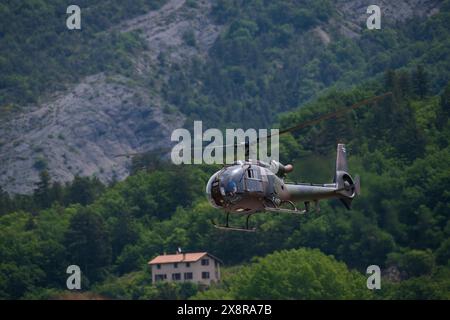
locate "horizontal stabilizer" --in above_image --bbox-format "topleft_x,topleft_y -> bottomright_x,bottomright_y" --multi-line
355,175 -> 361,196
340,198 -> 353,210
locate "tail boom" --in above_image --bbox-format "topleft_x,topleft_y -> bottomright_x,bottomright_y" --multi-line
283,144 -> 360,209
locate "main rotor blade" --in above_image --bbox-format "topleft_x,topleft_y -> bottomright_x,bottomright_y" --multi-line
115,93 -> 392,158
114,146 -> 172,158
259,92 -> 393,142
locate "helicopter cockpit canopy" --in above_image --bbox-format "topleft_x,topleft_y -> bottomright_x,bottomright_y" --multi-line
206,165 -> 246,207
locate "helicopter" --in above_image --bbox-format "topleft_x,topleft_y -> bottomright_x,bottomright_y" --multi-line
205,143 -> 359,231
117,93 -> 392,231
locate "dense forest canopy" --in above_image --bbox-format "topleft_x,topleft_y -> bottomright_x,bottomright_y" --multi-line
0,0 -> 449,299
1,74 -> 449,299
164,0 -> 450,128
0,0 -> 167,107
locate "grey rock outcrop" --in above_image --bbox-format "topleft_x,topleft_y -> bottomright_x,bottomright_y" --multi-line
0,0 -> 221,194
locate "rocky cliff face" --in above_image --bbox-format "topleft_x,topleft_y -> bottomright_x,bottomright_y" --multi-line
334,0 -> 441,38
0,0 -> 442,194
336,0 -> 440,23
0,0 -> 221,194
0,73 -> 184,194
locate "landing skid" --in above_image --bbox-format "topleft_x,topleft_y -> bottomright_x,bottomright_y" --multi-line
264,200 -> 319,215
210,212 -> 256,232
264,206 -> 307,215
212,201 -> 319,232
211,221 -> 256,232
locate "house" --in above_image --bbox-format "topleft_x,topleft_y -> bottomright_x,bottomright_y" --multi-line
148,252 -> 222,285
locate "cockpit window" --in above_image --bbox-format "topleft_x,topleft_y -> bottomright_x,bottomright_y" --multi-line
221,180 -> 237,196
218,165 -> 245,203
206,166 -> 246,206
206,171 -> 222,208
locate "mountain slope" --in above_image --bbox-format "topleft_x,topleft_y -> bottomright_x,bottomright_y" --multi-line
0,74 -> 183,193
0,0 -> 446,194
0,0 -> 222,193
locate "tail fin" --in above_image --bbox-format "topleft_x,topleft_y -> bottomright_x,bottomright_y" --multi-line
334,144 -> 359,210
335,144 -> 348,173
334,144 -> 348,188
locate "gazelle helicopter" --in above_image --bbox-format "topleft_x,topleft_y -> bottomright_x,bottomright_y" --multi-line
117,93 -> 392,231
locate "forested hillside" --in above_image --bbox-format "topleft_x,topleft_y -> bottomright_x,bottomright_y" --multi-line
0,0 -> 167,106
1,71 -> 449,299
0,0 -> 449,300
1,0 -> 448,193
165,0 -> 448,127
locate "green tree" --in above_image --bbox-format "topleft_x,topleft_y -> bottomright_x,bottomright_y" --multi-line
34,170 -> 51,208
385,267 -> 450,300
64,207 -> 111,282
413,65 -> 429,99
111,212 -> 139,259
388,250 -> 435,278
195,249 -> 370,299
437,82 -> 450,128
0,186 -> 12,214
435,239 -> 450,266
384,69 -> 396,91
49,181 -> 64,205
66,176 -> 104,206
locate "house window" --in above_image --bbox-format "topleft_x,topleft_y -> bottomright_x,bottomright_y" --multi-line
155,274 -> 166,281
214,260 -> 218,267
202,272 -> 210,279
201,258 -> 209,266
156,264 -> 161,269
172,273 -> 181,281
186,262 -> 190,268
174,263 -> 178,268
184,272 -> 193,280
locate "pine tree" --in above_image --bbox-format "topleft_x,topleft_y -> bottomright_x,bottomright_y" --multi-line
34,170 -> 51,209
413,65 -> 429,99
397,71 -> 412,98
0,186 -> 12,214
440,82 -> 450,120
384,69 -> 396,91
49,181 -> 64,205
112,212 -> 138,259
64,208 -> 111,282
66,176 -> 104,206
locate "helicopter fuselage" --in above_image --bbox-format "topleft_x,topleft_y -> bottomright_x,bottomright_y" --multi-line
206,145 -> 359,222
206,162 -> 355,216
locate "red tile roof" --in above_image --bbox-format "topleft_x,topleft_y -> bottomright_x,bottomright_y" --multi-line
148,252 -> 209,265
